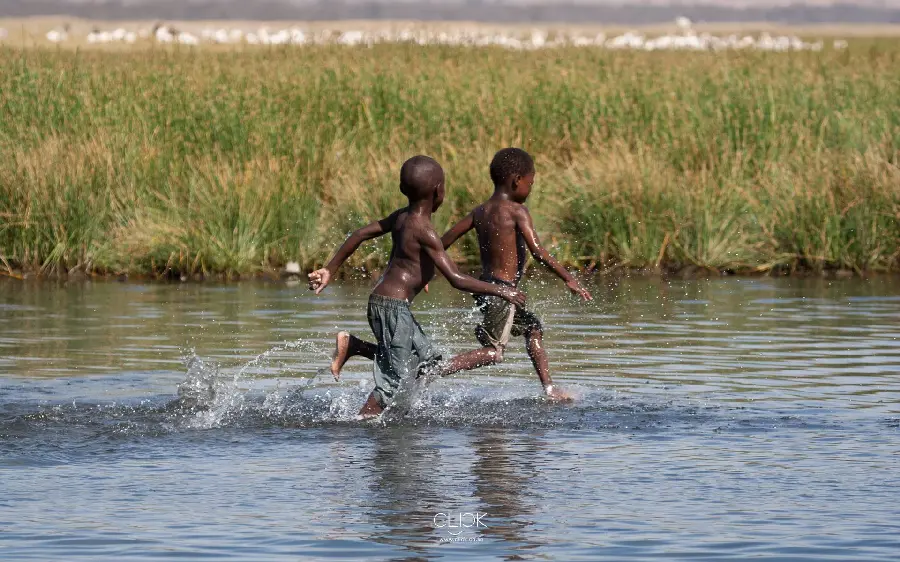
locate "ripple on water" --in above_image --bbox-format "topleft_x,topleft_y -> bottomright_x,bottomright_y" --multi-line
1,277 -> 900,560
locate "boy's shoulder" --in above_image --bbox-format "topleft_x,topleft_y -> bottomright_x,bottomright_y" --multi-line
394,208 -> 437,233
385,206 -> 409,225
480,198 -> 526,216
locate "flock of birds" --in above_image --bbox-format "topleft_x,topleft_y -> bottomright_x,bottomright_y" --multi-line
5,18 -> 849,52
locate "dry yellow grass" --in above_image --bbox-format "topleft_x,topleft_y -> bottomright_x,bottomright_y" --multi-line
0,41 -> 898,277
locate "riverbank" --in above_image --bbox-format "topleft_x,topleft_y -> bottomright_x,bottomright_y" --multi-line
0,263 -> 879,284
1,44 -> 898,278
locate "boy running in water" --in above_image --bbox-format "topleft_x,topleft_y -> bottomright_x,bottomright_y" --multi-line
440,148 -> 592,401
308,155 -> 526,419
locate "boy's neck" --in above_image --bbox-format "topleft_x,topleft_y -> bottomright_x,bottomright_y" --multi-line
490,185 -> 516,201
408,200 -> 433,217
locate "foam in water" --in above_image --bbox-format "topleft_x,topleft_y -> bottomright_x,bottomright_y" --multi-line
175,339 -> 326,429
141,323 -> 819,433
170,336 -> 581,429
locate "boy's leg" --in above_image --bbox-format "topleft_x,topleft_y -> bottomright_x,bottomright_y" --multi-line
428,295 -> 513,379
331,331 -> 377,380
524,325 -> 572,402
433,345 -> 503,378
428,322 -> 507,378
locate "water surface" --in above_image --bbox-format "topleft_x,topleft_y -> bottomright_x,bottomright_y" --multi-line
1,276 -> 899,560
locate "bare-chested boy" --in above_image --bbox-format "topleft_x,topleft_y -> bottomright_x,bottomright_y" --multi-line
308,155 -> 526,419
440,148 -> 593,401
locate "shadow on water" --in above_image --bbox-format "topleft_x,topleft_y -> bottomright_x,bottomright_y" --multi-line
358,426 -> 549,561
470,429 -> 545,553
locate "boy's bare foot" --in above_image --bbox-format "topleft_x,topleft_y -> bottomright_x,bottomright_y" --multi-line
331,331 -> 352,381
544,385 -> 574,402
357,392 -> 384,419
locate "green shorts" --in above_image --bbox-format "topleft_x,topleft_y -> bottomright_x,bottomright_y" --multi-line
367,294 -> 441,409
473,276 -> 542,349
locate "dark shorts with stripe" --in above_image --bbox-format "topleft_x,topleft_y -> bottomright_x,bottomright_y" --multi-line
367,294 -> 441,409
473,276 -> 542,349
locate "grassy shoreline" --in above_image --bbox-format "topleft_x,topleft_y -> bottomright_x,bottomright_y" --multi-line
1,44 -> 898,279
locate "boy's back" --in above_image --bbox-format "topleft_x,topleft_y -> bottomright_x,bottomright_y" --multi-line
371,209 -> 436,301
472,199 -> 528,285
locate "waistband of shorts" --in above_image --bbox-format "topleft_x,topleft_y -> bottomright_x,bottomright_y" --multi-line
479,274 -> 517,288
368,293 -> 411,309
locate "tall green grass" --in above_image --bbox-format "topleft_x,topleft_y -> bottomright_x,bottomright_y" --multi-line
1,43 -> 898,277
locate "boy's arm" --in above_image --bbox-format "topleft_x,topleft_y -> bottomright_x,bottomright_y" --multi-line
440,212 -> 475,250
420,230 -> 526,306
308,210 -> 401,294
515,207 -> 593,301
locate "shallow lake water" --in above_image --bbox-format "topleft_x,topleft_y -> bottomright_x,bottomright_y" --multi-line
1,275 -> 899,560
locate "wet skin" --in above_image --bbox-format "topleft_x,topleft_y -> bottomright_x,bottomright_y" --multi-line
308,161 -> 526,417
440,168 -> 592,399
442,171 -> 592,298
309,176 -> 525,305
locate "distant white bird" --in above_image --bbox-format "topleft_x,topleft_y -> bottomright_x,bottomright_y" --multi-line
675,16 -> 693,32
834,39 -> 849,50
607,31 -> 644,50
571,36 -> 593,47
154,25 -> 174,43
177,32 -> 199,46
46,25 -> 70,43
290,29 -> 306,45
268,30 -> 290,45
210,29 -> 230,44
338,31 -> 365,46
89,30 -> 113,44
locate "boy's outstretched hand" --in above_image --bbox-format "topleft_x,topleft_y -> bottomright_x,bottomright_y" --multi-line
566,280 -> 593,301
499,287 -> 527,307
308,268 -> 331,294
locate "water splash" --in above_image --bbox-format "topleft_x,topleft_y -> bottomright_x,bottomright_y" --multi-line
175,339 -> 324,429
3,336 -> 850,442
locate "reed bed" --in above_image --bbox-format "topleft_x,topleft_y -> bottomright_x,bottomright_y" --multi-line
1,43 -> 898,278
